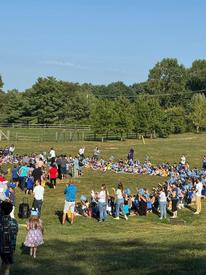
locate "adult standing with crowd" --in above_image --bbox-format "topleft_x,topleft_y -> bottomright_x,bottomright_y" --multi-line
49,148 -> 56,165
62,181 -> 77,225
113,182 -> 128,220
159,188 -> 167,220
194,179 -> 203,215
18,163 -> 30,191
98,184 -> 108,222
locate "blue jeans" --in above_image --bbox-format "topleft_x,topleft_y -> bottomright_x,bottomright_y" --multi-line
159,201 -> 167,219
19,176 -> 26,191
98,202 -> 107,221
33,199 -> 43,217
115,198 -> 125,217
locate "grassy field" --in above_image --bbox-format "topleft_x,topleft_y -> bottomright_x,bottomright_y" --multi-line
1,133 -> 206,275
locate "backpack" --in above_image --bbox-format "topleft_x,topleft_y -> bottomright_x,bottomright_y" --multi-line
18,198 -> 30,219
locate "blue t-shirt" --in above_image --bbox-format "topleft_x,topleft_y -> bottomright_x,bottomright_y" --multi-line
26,176 -> 34,189
19,166 -> 29,177
12,168 -> 19,179
65,184 -> 77,202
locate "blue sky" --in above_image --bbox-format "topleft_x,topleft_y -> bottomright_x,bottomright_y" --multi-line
0,0 -> 206,91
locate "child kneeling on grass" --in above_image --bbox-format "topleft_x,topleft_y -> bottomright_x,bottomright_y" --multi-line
24,209 -> 44,258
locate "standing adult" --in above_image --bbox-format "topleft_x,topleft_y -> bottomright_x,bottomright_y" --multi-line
171,185 -> 179,218
32,165 -> 43,185
127,148 -> 134,163
36,157 -> 44,169
49,148 -> 56,165
79,147 -> 85,160
72,157 -> 79,178
194,179 -> 203,214
62,181 -> 77,225
180,155 -> 186,166
159,188 -> 167,220
18,163 -> 30,191
48,164 -> 58,189
113,182 -> 128,220
33,181 -> 44,217
202,155 -> 206,169
61,155 -> 68,179
98,184 -> 108,222
93,147 -> 100,161
8,144 -> 15,155
0,201 -> 18,275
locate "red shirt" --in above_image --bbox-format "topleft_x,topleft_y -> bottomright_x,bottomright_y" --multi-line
0,176 -> 6,182
49,167 -> 58,179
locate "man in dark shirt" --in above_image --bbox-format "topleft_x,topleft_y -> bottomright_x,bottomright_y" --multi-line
0,201 -> 18,275
32,166 -> 43,184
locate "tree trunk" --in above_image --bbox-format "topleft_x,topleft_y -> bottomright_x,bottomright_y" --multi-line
196,125 -> 199,133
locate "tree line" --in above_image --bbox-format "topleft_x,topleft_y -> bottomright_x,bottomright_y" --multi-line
1,58 -> 206,137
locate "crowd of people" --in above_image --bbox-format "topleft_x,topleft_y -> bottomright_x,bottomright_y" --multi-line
0,144 -> 206,274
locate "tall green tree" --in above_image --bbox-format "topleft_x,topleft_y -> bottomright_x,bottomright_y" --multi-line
189,93 -> 206,133
187,59 -> 206,91
165,106 -> 186,133
0,75 -> 3,92
113,97 -> 134,138
2,90 -> 25,123
90,99 -> 117,135
25,77 -> 69,123
148,58 -> 187,107
133,96 -> 167,137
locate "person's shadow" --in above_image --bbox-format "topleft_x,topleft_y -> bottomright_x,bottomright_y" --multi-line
55,210 -> 63,224
20,242 -> 30,255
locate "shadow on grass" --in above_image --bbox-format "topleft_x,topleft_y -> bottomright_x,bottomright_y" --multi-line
12,238 -> 206,275
55,210 -> 63,224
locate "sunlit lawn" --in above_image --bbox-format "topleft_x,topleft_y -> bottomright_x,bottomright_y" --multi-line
1,133 -> 206,274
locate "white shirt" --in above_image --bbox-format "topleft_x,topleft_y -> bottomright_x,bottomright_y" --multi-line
9,146 -> 15,153
196,181 -> 203,197
181,156 -> 186,165
50,149 -> 56,158
159,191 -> 167,202
116,189 -> 123,200
79,148 -> 85,155
99,190 -> 106,203
33,185 -> 44,200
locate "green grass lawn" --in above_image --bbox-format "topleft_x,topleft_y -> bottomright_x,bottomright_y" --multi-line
1,133 -> 206,275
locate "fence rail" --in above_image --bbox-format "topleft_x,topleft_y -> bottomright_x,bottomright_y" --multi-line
0,129 -> 146,142
0,123 -> 91,130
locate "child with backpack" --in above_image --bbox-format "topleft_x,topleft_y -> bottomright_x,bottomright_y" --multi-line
24,209 -> 44,258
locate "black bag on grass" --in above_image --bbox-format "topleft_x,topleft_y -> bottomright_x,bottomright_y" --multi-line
18,198 -> 30,218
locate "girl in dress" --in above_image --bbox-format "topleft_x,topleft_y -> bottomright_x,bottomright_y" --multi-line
24,209 -> 44,258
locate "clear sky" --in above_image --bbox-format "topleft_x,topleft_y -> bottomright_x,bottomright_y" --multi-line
1,0 -> 206,91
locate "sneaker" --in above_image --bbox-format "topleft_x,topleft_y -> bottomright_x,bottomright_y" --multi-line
194,212 -> 200,215
124,215 -> 128,220
54,186 -> 56,189
113,217 -> 120,220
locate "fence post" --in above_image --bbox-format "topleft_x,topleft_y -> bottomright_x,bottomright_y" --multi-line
7,130 -> 10,140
